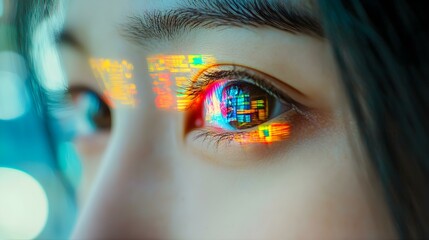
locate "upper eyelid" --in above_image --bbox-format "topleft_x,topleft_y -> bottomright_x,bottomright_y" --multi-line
179,65 -> 304,110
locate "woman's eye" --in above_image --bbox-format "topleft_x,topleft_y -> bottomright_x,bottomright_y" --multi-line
203,81 -> 290,131
68,88 -> 112,136
186,66 -> 294,144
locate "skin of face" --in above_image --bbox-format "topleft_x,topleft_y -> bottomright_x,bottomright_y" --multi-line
59,0 -> 396,239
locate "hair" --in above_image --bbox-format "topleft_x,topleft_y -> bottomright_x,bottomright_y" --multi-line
14,0 -> 76,196
319,0 -> 429,238
14,0 -> 429,239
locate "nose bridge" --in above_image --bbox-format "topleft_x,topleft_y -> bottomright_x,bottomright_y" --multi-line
131,108 -> 178,155
72,109 -> 179,239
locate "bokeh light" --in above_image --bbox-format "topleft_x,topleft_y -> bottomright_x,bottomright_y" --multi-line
31,3 -> 67,91
0,167 -> 49,239
0,0 -> 3,17
0,51 -> 28,120
0,51 -> 29,121
0,71 -> 27,120
38,45 -> 67,91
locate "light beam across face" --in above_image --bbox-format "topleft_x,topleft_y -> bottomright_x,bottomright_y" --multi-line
147,54 -> 216,111
89,58 -> 138,108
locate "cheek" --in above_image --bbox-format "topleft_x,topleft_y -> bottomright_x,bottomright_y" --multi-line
174,129 -> 393,239
74,132 -> 110,205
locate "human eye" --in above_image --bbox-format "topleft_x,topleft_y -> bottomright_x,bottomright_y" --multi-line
67,87 -> 112,136
184,65 -> 303,146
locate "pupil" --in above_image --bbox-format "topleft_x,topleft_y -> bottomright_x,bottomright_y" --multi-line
222,83 -> 271,130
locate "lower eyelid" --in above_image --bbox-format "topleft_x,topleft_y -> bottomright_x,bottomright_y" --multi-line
185,104 -> 330,167
192,108 -> 298,146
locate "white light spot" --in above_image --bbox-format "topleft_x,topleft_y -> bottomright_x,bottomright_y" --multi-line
0,0 -> 4,17
0,51 -> 28,80
0,71 -> 28,120
38,45 -> 67,91
0,168 -> 49,240
31,3 -> 67,91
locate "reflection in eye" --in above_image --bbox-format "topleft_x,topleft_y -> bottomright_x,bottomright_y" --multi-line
204,81 -> 284,130
186,66 -> 293,144
68,88 -> 112,136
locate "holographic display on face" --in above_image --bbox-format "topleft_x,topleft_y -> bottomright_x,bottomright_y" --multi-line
147,54 -> 216,110
88,55 -> 291,144
199,79 -> 291,144
89,58 -> 137,107
147,55 -> 292,144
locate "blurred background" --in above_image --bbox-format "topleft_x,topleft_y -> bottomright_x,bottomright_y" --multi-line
0,0 -> 78,239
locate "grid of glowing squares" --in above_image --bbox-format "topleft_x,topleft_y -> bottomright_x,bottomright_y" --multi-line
224,86 -> 290,143
89,58 -> 137,107
234,123 -> 291,143
147,54 -> 216,111
224,85 -> 268,129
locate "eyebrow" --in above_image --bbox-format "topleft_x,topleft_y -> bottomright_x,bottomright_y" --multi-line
120,0 -> 323,47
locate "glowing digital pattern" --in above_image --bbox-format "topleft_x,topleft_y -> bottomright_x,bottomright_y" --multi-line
89,58 -> 137,107
203,81 -> 291,143
147,54 -> 216,110
204,81 -> 269,129
234,123 -> 291,143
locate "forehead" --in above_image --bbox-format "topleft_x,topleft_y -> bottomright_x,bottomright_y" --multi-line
64,0 -> 315,51
65,0 -> 312,23
64,0 -> 179,49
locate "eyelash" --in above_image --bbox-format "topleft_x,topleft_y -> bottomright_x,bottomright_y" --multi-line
181,66 -> 294,107
181,65 -> 300,146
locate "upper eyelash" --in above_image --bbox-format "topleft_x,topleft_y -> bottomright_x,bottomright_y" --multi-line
178,65 -> 295,110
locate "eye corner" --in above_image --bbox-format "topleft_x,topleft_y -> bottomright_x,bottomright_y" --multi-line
66,86 -> 112,135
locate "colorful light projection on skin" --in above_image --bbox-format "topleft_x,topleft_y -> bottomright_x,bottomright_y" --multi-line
89,58 -> 137,107
234,123 -> 291,143
147,54 -> 216,110
203,80 -> 291,143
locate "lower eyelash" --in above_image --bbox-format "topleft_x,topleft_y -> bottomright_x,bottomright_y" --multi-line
193,124 -> 292,147
193,114 -> 293,147
193,129 -> 238,148
190,94 -> 299,147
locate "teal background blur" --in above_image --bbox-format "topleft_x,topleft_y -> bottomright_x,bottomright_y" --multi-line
0,1 -> 78,239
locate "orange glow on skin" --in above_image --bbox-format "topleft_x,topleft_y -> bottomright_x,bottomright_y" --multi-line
147,54 -> 216,111
89,58 -> 137,107
234,123 -> 291,144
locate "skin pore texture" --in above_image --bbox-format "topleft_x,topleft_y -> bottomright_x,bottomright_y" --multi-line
59,0 -> 396,239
